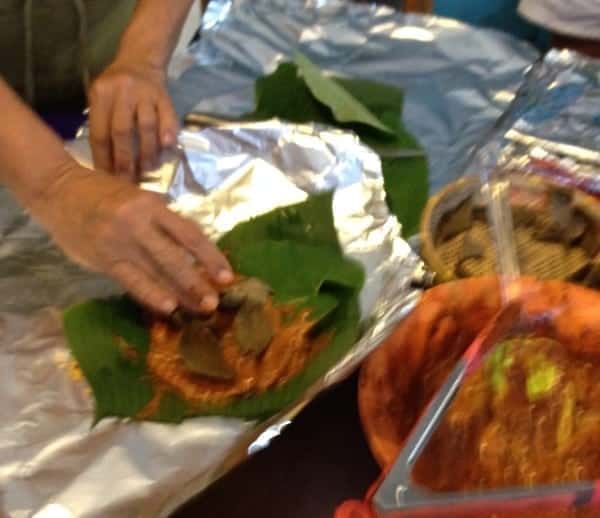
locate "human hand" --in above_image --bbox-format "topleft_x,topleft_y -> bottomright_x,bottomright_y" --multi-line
32,161 -> 233,314
88,60 -> 179,180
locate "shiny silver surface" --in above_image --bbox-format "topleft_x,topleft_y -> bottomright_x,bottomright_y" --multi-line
0,0 -> 556,515
170,0 -> 539,193
3,119 -> 423,517
477,50 -> 600,195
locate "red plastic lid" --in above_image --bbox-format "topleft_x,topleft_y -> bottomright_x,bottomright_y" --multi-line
334,500 -> 375,518
334,471 -> 385,518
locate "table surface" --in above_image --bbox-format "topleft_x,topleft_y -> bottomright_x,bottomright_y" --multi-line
172,374 -> 380,518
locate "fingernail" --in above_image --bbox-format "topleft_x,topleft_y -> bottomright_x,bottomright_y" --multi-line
162,299 -> 177,314
199,294 -> 219,312
162,132 -> 174,147
216,269 -> 234,284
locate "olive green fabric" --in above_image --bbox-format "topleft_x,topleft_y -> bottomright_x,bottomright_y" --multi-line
0,0 -> 136,109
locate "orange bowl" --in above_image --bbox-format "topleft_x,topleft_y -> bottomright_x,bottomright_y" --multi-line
358,276 -> 600,469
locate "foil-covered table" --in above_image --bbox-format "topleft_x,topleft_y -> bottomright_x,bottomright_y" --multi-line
170,0 -> 539,192
0,1 -> 545,516
4,119 -> 423,517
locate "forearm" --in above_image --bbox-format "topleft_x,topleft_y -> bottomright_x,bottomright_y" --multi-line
0,79 -> 74,208
115,0 -> 196,69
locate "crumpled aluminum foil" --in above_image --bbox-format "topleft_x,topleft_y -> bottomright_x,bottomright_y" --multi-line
170,0 -> 539,193
2,119 -> 423,518
468,49 -> 600,196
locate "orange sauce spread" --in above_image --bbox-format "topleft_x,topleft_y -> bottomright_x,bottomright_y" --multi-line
66,359 -> 85,382
142,301 -> 330,411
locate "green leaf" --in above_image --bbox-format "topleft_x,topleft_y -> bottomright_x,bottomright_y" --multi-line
249,60 -> 421,151
382,156 -> 429,237
64,196 -> 364,422
334,77 -> 420,151
246,62 -> 430,235
250,62 -> 413,145
296,293 -> 340,323
334,77 -> 405,115
250,62 -> 410,145
63,298 -> 152,421
218,191 -> 340,254
294,53 -> 395,136
251,62 -> 329,124
155,392 -> 188,423
64,268 -> 361,425
227,240 -> 364,300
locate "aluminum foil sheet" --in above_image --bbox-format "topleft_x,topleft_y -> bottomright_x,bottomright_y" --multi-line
0,1 -> 548,514
169,0 -> 539,193
468,49 -> 600,196
0,120 -> 423,517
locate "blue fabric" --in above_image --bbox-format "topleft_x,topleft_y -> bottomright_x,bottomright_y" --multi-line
39,110 -> 85,140
434,0 -> 550,51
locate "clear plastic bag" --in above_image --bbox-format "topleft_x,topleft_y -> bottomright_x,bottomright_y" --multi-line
470,49 -> 600,199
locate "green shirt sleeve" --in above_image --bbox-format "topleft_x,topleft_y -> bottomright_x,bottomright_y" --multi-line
0,0 -> 136,109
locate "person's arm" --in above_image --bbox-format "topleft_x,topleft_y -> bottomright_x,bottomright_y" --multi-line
89,0 -> 195,178
115,0 -> 196,71
0,78 -> 232,314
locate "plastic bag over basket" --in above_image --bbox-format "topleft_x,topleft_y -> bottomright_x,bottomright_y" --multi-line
420,50 -> 600,289
420,171 -> 600,288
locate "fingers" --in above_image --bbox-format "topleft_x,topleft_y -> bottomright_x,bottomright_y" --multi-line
93,187 -> 230,313
157,207 -> 233,285
91,95 -> 175,179
88,82 -> 114,173
157,96 -> 180,148
111,91 -> 137,179
138,225 -> 220,313
88,68 -> 178,180
115,94 -> 176,177
114,244 -> 208,314
137,102 -> 159,172
109,261 -> 177,315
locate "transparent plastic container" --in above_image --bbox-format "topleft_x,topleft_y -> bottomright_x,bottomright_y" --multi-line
372,294 -> 600,517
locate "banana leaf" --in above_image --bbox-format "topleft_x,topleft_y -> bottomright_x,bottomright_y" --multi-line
64,193 -> 364,423
247,56 -> 428,236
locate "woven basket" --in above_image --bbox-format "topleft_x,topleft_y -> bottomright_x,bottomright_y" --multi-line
420,175 -> 600,286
